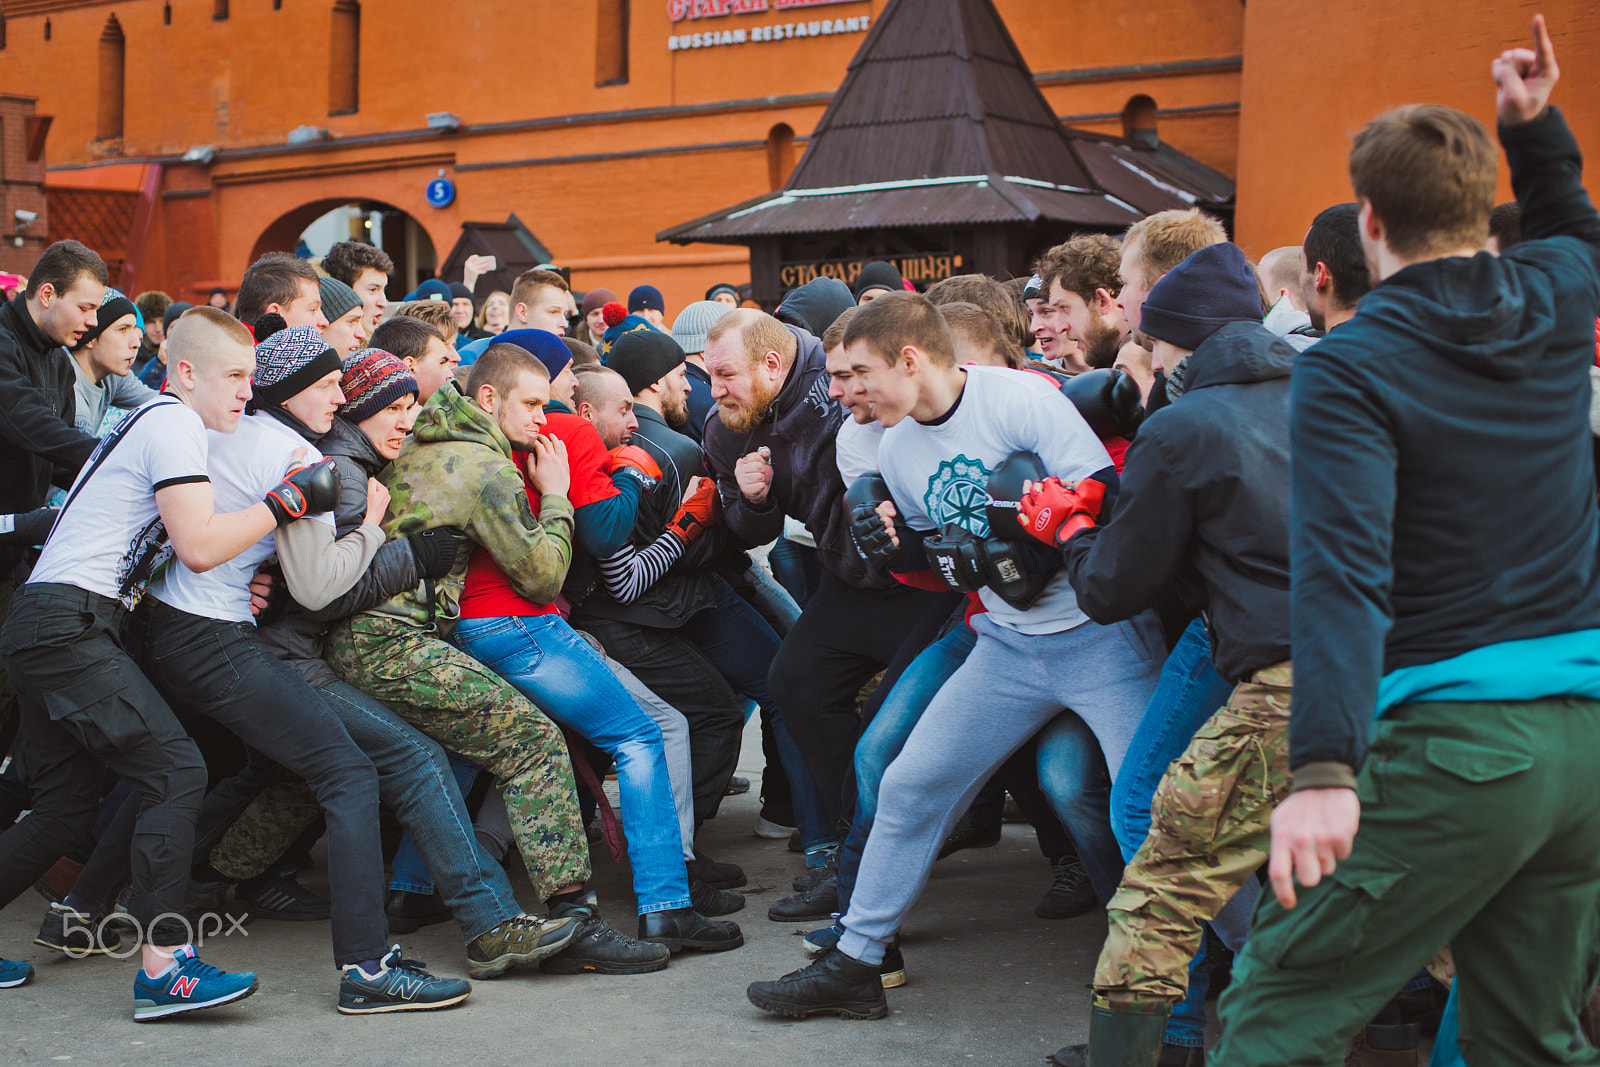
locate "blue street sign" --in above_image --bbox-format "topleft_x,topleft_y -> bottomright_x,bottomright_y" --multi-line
425,176 -> 456,208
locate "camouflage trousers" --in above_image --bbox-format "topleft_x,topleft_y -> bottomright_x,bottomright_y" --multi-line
324,615 -> 591,899
1095,661 -> 1293,1009
211,775 -> 320,881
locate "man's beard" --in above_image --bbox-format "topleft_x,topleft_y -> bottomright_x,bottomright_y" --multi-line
715,375 -> 779,434
1082,314 -> 1126,369
663,391 -> 688,429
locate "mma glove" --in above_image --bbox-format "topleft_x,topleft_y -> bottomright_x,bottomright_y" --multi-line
407,526 -> 464,579
845,472 -> 900,567
264,458 -> 340,525
1016,477 -> 1106,546
667,479 -> 722,544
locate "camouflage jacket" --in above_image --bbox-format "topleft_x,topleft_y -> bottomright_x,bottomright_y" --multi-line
358,380 -> 574,630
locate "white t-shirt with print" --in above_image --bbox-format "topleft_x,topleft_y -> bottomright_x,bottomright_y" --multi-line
150,412 -> 333,624
835,417 -> 886,484
879,365 -> 1110,635
29,396 -> 210,606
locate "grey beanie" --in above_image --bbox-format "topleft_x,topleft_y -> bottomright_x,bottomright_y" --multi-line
669,300 -> 735,356
319,275 -> 363,324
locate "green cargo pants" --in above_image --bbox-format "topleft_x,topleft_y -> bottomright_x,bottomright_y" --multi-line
1215,697 -> 1600,1066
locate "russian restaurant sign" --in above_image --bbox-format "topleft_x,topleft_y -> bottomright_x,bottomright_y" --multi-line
779,253 -> 962,291
669,0 -> 856,18
667,0 -> 869,50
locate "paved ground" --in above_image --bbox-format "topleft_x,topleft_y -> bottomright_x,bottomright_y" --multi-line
2,715 -> 1152,1067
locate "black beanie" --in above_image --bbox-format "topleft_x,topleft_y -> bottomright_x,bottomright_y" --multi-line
853,260 -> 904,301
75,295 -> 138,351
1138,243 -> 1263,352
608,329 -> 686,396
163,301 -> 194,332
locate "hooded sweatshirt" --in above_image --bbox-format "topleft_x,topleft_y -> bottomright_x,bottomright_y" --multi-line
352,380 -> 574,629
1287,106 -> 1600,778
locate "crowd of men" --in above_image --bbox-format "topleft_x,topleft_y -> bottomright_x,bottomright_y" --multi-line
0,19 -> 1595,1063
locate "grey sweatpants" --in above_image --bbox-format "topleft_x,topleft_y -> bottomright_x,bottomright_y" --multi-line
838,611 -> 1164,964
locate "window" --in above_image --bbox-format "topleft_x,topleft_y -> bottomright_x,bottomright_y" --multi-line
766,123 -> 795,191
213,0 -> 228,19
1122,94 -> 1158,148
97,15 -> 125,141
163,3 -> 171,26
595,0 -> 629,86
328,0 -> 359,114
0,5 -> 7,51
44,17 -> 50,41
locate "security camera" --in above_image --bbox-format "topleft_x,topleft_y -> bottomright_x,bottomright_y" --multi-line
14,210 -> 38,225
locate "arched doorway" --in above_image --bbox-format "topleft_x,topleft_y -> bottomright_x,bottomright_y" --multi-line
249,198 -> 438,299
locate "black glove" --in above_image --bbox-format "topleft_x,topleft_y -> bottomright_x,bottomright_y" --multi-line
1059,368 -> 1143,440
924,523 -> 988,593
407,526 -> 463,579
0,506 -> 60,546
845,472 -> 898,567
976,538 -> 1052,611
263,458 -> 340,525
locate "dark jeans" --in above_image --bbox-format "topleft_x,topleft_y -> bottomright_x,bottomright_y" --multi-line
127,600 -> 388,966
0,583 -> 204,945
769,571 -> 940,828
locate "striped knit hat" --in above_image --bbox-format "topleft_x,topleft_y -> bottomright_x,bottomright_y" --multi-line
339,348 -> 418,425
252,325 -> 342,406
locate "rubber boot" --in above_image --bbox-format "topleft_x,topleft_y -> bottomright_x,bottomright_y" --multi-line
1085,1000 -> 1169,1067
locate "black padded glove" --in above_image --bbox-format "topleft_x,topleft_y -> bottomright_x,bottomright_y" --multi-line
407,526 -> 463,579
264,458 -> 340,525
924,523 -> 988,593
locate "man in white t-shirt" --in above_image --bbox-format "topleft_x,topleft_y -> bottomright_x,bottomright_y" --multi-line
0,307 -> 331,1017
748,292 -> 1164,1019
122,325 -> 472,1016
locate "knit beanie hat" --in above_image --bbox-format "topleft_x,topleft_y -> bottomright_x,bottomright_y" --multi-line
449,282 -> 474,304
318,275 -> 362,325
253,325 -> 342,405
1139,243 -> 1263,353
628,284 -> 665,314
609,329 -> 686,396
670,300 -> 735,356
598,301 -> 662,357
493,328 -> 573,380
580,287 -> 617,318
705,282 -> 741,304
339,348 -> 418,425
410,278 -> 452,302
853,260 -> 904,301
163,301 -> 193,332
76,288 -> 140,351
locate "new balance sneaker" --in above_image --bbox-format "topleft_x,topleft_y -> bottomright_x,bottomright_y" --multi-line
538,891 -> 670,975
237,870 -> 330,922
746,947 -> 889,1020
133,946 -> 258,1021
36,901 -> 123,955
1036,856 -> 1098,920
337,947 -> 471,1014
465,914 -> 580,979
802,921 -> 842,956
0,959 -> 33,988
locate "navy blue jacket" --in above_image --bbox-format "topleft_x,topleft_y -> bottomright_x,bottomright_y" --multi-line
1288,106 -> 1600,774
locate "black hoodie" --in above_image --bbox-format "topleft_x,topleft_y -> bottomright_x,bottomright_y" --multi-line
1288,107 -> 1600,776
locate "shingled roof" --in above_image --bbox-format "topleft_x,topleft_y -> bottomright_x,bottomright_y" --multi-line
659,0 -> 1233,245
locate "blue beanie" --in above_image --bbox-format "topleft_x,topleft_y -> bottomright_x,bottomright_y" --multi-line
409,278 -> 452,303
491,328 -> 573,380
628,284 -> 665,314
1138,243 -> 1262,352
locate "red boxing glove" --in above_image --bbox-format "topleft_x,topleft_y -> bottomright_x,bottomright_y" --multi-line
1016,477 -> 1106,545
667,478 -> 722,544
609,444 -> 663,494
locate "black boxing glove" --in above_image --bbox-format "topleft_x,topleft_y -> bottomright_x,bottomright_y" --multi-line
975,537 -> 1054,611
264,458 -> 341,525
985,452 -> 1050,543
924,523 -> 987,593
1109,368 -> 1144,439
407,526 -> 463,579
1058,368 -> 1122,437
845,472 -> 899,566
0,506 -> 60,546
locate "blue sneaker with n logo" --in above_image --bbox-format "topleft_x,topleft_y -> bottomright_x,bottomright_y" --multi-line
133,946 -> 258,1021
338,946 -> 471,1015
1,959 -> 34,988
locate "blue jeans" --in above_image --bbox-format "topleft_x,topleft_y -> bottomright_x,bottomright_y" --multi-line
451,614 -> 690,914
1111,617 -> 1238,1048
1036,710 -> 1123,902
385,749 -> 480,891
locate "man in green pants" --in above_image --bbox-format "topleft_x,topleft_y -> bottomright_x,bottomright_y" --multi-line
1215,17 -> 1600,1065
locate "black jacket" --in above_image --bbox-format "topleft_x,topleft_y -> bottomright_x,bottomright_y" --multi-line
704,324 -> 894,590
1063,320 -> 1293,683
1288,106 -> 1600,774
0,294 -> 96,571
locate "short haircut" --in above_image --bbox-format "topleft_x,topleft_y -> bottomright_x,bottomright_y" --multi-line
236,251 -> 319,323
320,241 -> 394,287
1034,234 -> 1123,306
1304,203 -> 1372,307
842,291 -> 955,368
572,363 -> 625,407
393,299 -> 458,342
925,274 -> 1032,352
134,290 -> 173,322
368,315 -> 445,365
1257,246 -> 1305,299
26,240 -> 109,300
563,336 -> 600,367
1122,208 -> 1228,282
821,305 -> 860,353
1489,201 -> 1522,251
466,342 -> 548,400
165,305 -> 252,369
1349,104 -> 1496,260
707,309 -> 798,368
937,301 -> 1026,369
510,268 -> 570,312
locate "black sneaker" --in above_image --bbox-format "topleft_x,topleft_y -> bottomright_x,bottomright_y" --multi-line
337,946 -> 471,1014
237,871 -> 329,922
35,901 -> 123,955
793,853 -> 838,893
537,892 -> 671,975
746,948 -> 888,1020
465,913 -> 581,979
638,908 -> 744,953
724,775 -> 751,796
687,853 -> 747,891
1036,856 -> 1098,920
689,877 -> 746,917
936,815 -> 1003,860
768,872 -> 837,923
384,889 -> 452,934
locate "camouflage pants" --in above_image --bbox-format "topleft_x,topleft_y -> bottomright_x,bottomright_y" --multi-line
324,615 -> 590,899
211,775 -> 320,881
1095,661 -> 1293,1009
